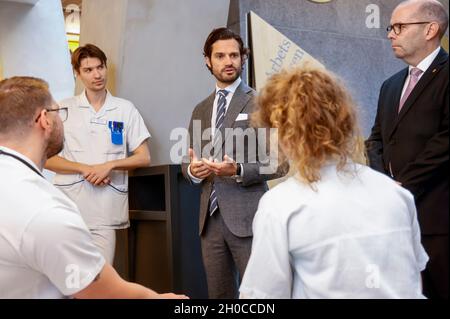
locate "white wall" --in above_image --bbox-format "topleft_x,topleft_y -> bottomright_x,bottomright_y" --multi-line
79,0 -> 230,166
120,0 -> 230,166
76,0 -> 128,96
0,0 -> 75,100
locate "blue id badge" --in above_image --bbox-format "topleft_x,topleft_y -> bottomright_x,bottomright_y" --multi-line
108,121 -> 124,145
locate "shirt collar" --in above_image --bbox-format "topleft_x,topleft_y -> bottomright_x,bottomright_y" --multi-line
77,90 -> 117,111
411,46 -> 441,74
0,145 -> 42,173
215,77 -> 241,96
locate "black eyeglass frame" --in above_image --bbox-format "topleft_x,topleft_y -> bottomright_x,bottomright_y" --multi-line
386,21 -> 432,35
35,107 -> 69,122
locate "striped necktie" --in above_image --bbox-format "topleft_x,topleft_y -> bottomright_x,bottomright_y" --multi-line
209,89 -> 229,216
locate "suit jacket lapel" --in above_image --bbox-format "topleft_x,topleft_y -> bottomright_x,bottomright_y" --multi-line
386,69 -> 408,137
389,48 -> 449,139
201,92 -> 215,150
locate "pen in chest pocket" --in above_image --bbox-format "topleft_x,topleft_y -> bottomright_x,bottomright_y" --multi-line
108,121 -> 124,145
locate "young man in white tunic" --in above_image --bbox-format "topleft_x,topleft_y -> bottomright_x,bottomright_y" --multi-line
0,76 -> 187,298
45,44 -> 151,264
239,67 -> 429,299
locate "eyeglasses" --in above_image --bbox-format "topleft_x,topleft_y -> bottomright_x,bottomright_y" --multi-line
35,107 -> 68,122
386,22 -> 431,35
47,107 -> 68,122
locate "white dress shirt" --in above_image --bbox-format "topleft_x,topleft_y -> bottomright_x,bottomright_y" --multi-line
0,146 -> 105,298
400,46 -> 440,99
240,162 -> 428,299
56,90 -> 151,229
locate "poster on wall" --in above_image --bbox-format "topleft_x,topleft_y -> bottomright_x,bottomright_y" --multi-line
248,11 -> 326,188
64,3 -> 81,52
66,32 -> 80,52
248,11 -> 324,91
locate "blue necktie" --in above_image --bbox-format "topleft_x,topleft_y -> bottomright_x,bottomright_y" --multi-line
209,89 -> 229,216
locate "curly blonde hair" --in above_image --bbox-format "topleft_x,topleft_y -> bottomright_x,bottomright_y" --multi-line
252,66 -> 366,185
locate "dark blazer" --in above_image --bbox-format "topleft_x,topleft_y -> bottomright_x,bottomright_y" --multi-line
182,81 -> 288,237
366,48 -> 449,235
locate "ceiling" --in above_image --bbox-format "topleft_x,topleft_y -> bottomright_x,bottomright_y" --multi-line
0,0 -> 82,10
0,0 -> 41,4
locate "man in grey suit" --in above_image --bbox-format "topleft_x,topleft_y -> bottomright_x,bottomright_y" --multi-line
182,27 -> 288,299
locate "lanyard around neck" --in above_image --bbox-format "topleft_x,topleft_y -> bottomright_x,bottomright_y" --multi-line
0,149 -> 44,178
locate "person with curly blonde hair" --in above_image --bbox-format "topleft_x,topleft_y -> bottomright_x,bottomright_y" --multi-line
239,67 -> 428,299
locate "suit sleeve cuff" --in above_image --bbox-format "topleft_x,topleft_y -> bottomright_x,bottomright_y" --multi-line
235,163 -> 244,183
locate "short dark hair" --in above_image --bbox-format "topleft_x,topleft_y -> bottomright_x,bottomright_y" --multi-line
71,43 -> 107,73
0,77 -> 53,136
203,27 -> 250,60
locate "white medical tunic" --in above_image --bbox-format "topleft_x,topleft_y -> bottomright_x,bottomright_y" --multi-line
0,146 -> 105,298
55,91 -> 151,229
240,162 -> 428,299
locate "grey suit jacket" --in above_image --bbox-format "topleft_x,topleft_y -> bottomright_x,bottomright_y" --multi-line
182,81 -> 288,237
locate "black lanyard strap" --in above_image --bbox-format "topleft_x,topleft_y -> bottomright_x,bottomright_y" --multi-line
0,149 -> 44,178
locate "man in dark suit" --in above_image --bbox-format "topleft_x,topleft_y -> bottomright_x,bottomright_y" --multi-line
182,27 -> 288,299
366,0 -> 448,299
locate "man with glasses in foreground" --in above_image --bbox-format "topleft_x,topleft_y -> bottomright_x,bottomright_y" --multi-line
0,76 -> 187,299
45,44 -> 151,265
366,0 -> 448,299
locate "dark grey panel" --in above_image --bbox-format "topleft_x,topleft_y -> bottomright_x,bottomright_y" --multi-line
227,0 -> 448,136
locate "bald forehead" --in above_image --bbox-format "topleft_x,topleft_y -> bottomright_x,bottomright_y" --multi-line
393,0 -> 448,29
395,0 -> 444,15
393,0 -> 422,19
392,1 -> 434,24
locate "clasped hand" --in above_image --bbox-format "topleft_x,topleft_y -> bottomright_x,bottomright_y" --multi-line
189,148 -> 237,179
81,162 -> 114,186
